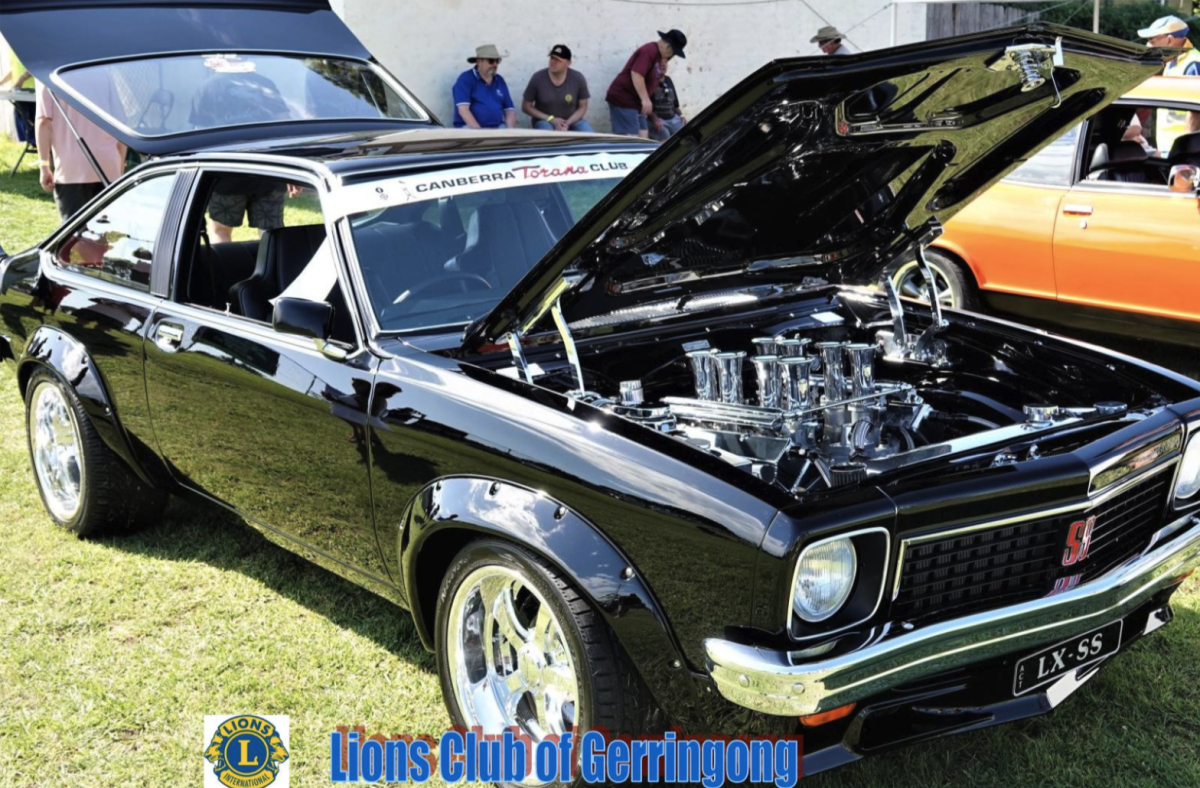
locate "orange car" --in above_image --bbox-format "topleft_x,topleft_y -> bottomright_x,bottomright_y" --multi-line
892,76 -> 1200,342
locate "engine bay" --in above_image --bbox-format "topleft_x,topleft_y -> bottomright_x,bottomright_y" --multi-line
495,284 -> 1181,497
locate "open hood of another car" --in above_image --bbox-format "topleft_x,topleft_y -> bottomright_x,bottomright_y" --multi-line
464,24 -> 1164,350
0,0 -> 439,155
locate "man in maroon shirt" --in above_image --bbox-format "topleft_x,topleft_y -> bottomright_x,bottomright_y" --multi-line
605,29 -> 687,137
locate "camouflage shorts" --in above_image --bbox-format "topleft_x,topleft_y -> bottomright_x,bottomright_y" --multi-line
208,186 -> 286,230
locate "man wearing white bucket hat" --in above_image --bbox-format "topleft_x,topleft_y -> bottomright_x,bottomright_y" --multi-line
453,44 -> 517,129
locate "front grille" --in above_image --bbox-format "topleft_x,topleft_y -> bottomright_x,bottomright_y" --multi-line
893,468 -> 1173,623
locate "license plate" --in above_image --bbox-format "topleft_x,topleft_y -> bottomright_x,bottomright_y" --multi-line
1012,620 -> 1123,696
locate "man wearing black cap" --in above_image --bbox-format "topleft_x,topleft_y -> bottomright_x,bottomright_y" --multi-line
605,29 -> 687,138
522,44 -> 593,132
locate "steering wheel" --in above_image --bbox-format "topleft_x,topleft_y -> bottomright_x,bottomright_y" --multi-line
389,272 -> 493,315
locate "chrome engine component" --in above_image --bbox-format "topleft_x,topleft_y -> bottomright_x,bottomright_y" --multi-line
715,351 -> 746,404
589,330 -> 1130,495
619,380 -> 644,406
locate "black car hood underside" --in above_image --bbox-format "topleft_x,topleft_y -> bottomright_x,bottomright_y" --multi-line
465,24 -> 1164,350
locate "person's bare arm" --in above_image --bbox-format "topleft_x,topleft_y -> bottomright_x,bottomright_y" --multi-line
523,99 -> 553,123
35,117 -> 54,192
457,105 -> 482,129
505,108 -> 517,129
567,98 -> 589,128
630,72 -> 652,116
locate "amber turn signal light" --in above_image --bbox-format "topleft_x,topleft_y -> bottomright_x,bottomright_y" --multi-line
799,702 -> 856,727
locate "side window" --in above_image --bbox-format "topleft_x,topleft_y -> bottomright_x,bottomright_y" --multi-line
55,174 -> 177,292
1006,125 -> 1080,187
179,171 -> 355,345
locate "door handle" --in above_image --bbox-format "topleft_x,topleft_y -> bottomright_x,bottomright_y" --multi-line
1062,204 -> 1093,216
153,323 -> 184,351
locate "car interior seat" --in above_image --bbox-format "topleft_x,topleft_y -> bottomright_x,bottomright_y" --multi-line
457,202 -> 557,290
229,224 -> 328,323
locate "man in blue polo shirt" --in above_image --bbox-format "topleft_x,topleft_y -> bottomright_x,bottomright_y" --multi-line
453,44 -> 517,129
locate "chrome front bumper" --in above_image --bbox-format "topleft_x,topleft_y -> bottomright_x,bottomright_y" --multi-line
706,514 -> 1200,717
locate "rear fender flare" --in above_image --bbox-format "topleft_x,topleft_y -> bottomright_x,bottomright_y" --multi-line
400,476 -> 702,723
17,326 -> 162,488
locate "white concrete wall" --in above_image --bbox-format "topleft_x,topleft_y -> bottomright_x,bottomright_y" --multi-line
334,0 -> 925,132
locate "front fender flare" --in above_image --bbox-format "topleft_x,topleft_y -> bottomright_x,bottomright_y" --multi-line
401,476 -> 704,724
17,326 -> 164,488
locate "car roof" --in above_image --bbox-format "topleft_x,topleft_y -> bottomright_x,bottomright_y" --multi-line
189,127 -> 659,178
1123,75 -> 1200,103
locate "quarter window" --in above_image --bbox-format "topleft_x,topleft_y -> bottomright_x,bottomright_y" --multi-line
55,174 -> 176,292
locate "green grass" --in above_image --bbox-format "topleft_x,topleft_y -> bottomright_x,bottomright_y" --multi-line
1,137 -> 1199,787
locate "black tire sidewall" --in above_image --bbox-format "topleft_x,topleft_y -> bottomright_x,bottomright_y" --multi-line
434,538 -> 597,788
24,368 -> 93,534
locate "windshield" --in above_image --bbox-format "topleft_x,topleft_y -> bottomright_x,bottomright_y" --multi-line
344,152 -> 647,333
54,53 -> 425,138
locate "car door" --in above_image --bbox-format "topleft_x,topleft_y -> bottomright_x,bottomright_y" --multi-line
936,126 -> 1078,299
29,168 -> 182,479
1052,102 -> 1200,322
142,165 -> 389,583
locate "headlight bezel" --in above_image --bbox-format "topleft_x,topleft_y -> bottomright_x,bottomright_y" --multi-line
788,527 -> 891,640
1174,433 -> 1200,503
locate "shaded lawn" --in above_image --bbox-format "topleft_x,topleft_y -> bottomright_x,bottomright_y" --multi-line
0,137 -> 1198,787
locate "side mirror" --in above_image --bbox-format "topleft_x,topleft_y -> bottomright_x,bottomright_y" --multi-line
272,297 -> 346,360
1168,164 -> 1199,194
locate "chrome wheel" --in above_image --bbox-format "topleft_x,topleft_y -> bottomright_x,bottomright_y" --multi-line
28,381 -> 84,522
892,261 -> 956,308
446,565 -> 579,769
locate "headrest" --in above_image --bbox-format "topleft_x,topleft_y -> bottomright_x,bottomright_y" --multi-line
1168,131 -> 1200,163
1106,140 -> 1149,167
260,225 -> 327,290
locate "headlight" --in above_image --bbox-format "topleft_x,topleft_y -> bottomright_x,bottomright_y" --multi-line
792,537 -> 857,622
1175,435 -> 1200,501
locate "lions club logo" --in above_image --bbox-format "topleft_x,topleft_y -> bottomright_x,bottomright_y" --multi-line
204,715 -> 289,788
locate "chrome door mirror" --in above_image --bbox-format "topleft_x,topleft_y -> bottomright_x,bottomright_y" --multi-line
1168,164 -> 1199,194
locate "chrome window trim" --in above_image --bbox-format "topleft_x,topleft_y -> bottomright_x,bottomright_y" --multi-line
789,526 -> 890,642
48,49 -> 430,141
891,458 -> 1180,602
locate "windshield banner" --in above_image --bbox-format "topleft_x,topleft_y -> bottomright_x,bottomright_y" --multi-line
328,152 -> 648,219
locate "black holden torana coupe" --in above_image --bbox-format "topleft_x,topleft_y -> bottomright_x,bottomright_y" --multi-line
2,1 -> 1199,780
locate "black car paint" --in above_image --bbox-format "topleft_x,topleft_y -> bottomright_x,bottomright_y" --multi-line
463,25 -> 1168,349
2,24 -> 1199,769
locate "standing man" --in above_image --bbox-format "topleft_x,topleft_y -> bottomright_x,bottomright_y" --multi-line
453,44 -> 517,130
523,44 -> 593,132
35,81 -> 125,222
606,29 -> 687,138
1139,16 -> 1200,144
649,60 -> 685,141
1140,16 -> 1200,76
811,26 -> 852,56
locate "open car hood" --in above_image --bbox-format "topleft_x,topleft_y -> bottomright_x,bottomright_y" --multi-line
464,24 -> 1164,350
0,0 -> 438,156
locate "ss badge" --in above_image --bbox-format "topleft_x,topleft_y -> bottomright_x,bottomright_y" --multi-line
1062,515 -> 1096,566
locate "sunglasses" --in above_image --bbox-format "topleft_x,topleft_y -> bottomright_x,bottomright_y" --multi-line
482,58 -> 502,65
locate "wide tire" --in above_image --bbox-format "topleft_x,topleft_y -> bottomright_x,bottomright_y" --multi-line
890,249 -> 980,311
24,367 -> 166,537
435,538 -> 652,787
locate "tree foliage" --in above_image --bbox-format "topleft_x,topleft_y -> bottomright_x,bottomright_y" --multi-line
1011,1 -> 1198,43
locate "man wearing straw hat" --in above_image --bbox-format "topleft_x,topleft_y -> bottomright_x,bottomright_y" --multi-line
453,44 -> 517,129
811,25 -> 852,56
